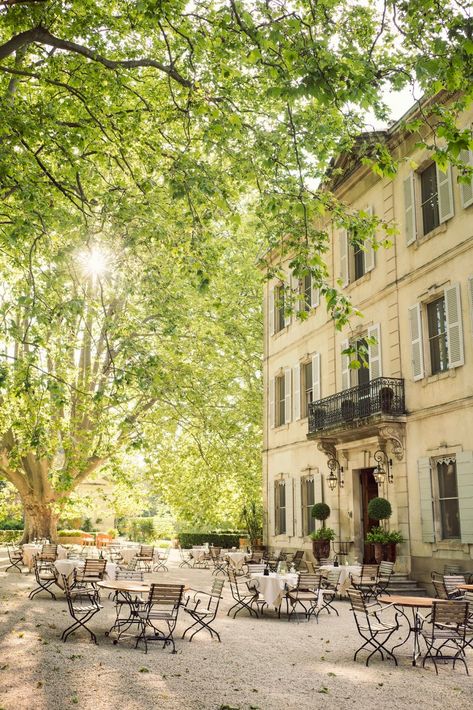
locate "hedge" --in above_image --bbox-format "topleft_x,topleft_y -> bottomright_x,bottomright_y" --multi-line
178,532 -> 242,548
0,530 -> 23,543
57,529 -> 91,537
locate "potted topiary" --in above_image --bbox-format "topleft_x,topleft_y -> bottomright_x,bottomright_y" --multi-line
310,502 -> 335,560
366,497 -> 403,563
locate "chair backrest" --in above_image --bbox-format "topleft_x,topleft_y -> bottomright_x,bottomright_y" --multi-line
147,583 -> 184,610
325,569 -> 341,588
348,588 -> 367,613
210,578 -> 225,597
378,561 -> 394,578
115,568 -> 144,581
304,560 -> 317,574
41,544 -> 58,560
249,551 -> 263,563
431,600 -> 469,630
443,574 -> 466,595
361,564 -> 379,580
83,558 -> 107,577
297,573 -> 321,591
444,563 -> 463,575
247,563 -> 266,575
432,578 -> 449,599
139,545 -> 154,558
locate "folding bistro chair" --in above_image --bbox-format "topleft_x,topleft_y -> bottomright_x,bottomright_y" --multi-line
28,555 -> 58,600
153,547 -> 170,572
74,558 -> 107,596
286,573 -> 322,622
61,573 -> 102,644
350,564 -> 379,602
227,569 -> 259,619
316,568 -> 342,618
134,545 -> 155,572
135,583 -> 184,654
178,545 -> 193,568
348,588 -> 399,667
209,547 -> 228,577
6,543 -> 23,573
182,578 -> 225,642
37,543 -> 58,562
419,600 -> 470,674
376,561 -> 394,596
106,569 -> 146,641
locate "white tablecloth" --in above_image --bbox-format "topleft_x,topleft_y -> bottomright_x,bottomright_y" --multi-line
191,547 -> 209,562
22,544 -> 67,571
319,564 -> 361,594
54,559 -> 117,587
225,552 -> 249,571
249,573 -> 299,608
120,548 -> 140,564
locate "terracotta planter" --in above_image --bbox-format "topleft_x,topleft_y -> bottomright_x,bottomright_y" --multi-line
373,542 -> 384,564
312,539 -> 331,561
384,542 -> 397,563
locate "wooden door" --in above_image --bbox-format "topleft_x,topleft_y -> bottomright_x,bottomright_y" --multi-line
360,468 -> 378,563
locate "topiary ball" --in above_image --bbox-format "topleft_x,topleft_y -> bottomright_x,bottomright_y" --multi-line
311,502 -> 331,521
367,497 -> 392,521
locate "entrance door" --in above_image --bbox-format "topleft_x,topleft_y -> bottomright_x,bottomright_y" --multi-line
360,468 -> 378,563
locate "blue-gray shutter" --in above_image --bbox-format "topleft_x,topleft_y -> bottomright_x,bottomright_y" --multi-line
457,451 -> 473,544
436,164 -> 455,223
314,471 -> 323,531
418,457 -> 435,543
404,172 -> 417,245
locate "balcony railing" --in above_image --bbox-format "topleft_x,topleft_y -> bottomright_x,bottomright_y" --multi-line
308,377 -> 405,435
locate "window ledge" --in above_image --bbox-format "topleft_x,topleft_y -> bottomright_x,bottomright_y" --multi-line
432,540 -> 469,553
415,221 -> 448,247
272,326 -> 290,339
424,369 -> 456,386
346,271 -> 372,291
273,424 -> 290,432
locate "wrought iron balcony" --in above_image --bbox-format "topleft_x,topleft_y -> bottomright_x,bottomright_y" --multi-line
308,377 -> 405,436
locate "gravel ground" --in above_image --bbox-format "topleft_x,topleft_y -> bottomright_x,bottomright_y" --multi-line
0,549 -> 471,710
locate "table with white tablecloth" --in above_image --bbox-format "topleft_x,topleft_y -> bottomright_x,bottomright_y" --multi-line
248,572 -> 299,608
225,551 -> 250,571
190,547 -> 209,562
54,559 -> 118,588
22,544 -> 67,571
119,547 -> 141,564
319,564 -> 361,595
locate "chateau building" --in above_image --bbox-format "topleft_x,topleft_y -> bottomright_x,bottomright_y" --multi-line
263,96 -> 473,585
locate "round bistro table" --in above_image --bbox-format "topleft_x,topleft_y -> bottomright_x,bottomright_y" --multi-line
378,594 -> 437,666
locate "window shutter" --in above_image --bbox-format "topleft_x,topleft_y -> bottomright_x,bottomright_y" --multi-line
284,368 -> 292,424
340,230 -> 349,287
404,171 -> 417,245
284,275 -> 292,328
408,304 -> 424,381
269,287 -> 275,336
444,283 -> 464,368
368,323 -> 382,380
269,377 -> 275,429
313,471 -> 323,531
364,205 -> 375,272
457,451 -> 473,544
341,339 -> 350,390
274,481 -> 280,536
311,284 -> 320,308
295,476 -> 303,538
437,164 -> 455,223
311,352 -> 321,403
293,365 -> 301,421
460,147 -> 473,209
468,275 -> 473,334
418,457 -> 435,543
286,478 -> 294,538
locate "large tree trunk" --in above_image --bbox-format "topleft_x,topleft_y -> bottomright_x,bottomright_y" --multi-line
21,498 -> 59,543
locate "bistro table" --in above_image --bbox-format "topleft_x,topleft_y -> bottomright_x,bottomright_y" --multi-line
98,579 -> 151,643
457,584 -> 473,591
190,547 -> 209,562
319,564 -> 361,595
378,594 -> 437,666
22,544 -> 67,572
248,572 -> 299,610
54,559 -> 118,588
225,551 -> 250,572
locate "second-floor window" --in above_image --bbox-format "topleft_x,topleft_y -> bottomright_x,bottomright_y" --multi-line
404,163 -> 454,244
293,353 -> 320,421
276,373 -> 286,427
427,297 -> 448,374
274,284 -> 286,333
434,457 -> 461,540
420,162 -> 440,235
275,481 -> 286,535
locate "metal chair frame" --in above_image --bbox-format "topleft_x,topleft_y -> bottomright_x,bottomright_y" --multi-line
209,548 -> 228,577
178,546 -> 193,568
61,574 -> 102,644
376,561 -> 394,596
348,589 -> 399,667
153,547 -> 170,572
28,556 -> 58,600
419,600 -> 470,675
182,578 -> 225,642
135,583 -> 184,653
350,564 -> 379,602
286,573 -> 321,622
227,569 -> 259,619
134,545 -> 155,572
316,569 -> 342,618
6,543 -> 23,573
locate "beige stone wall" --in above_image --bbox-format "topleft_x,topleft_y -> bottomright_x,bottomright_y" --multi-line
263,100 -> 473,577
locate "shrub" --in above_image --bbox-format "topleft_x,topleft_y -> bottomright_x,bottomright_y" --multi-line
0,519 -> 23,530
365,526 -> 388,544
178,532 -> 241,548
57,529 -> 87,537
311,502 -> 331,522
0,530 -> 22,543
367,497 -> 392,521
310,527 -> 335,541
107,528 -> 118,539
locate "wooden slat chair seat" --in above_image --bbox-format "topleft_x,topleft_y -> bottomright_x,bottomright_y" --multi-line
286,573 -> 322,622
182,578 -> 225,642
178,546 -> 193,569
28,556 -> 58,600
376,561 -> 395,596
6,543 -> 23,573
227,569 -> 259,619
419,600 -> 470,675
61,573 -> 102,644
153,547 -> 170,572
74,558 -> 107,594
443,575 -> 467,599
135,583 -> 184,654
350,564 -> 379,602
348,589 -> 399,667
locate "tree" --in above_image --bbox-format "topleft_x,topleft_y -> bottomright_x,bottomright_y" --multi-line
0,1 -> 471,539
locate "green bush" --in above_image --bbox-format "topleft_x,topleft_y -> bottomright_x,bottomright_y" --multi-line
0,530 -> 22,543
310,527 -> 336,541
107,528 -> 119,539
178,532 -> 241,548
367,497 -> 392,521
0,519 -> 23,530
311,502 -> 331,522
57,529 -> 88,537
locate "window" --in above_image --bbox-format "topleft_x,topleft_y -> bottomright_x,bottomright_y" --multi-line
302,361 -> 313,417
434,458 -> 461,540
298,272 -> 319,313
427,297 -> 448,374
275,481 -> 286,535
420,163 -> 440,235
341,324 -> 382,391
275,374 -> 286,427
409,283 -> 464,381
274,284 -> 285,333
340,209 -> 375,287
301,476 -> 315,536
293,353 -> 320,421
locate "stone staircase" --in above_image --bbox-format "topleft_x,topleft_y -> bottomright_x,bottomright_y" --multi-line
388,572 -> 429,596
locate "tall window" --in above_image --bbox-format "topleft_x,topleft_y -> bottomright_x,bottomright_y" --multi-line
427,297 -> 448,374
420,163 -> 440,235
274,284 -> 286,333
275,374 -> 286,427
300,273 -> 312,311
435,458 -> 460,539
275,481 -> 286,535
301,476 -> 315,536
353,241 -> 365,281
302,361 -> 313,417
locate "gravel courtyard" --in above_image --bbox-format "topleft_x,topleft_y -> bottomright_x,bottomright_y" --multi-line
0,549 -> 471,710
